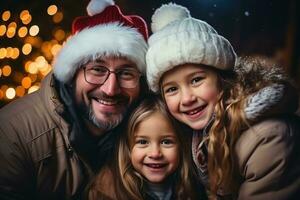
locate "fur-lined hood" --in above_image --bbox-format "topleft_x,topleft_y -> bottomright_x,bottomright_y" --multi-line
234,57 -> 299,121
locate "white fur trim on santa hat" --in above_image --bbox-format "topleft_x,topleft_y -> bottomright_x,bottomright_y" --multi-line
151,3 -> 190,33
53,23 -> 147,83
87,0 -> 115,16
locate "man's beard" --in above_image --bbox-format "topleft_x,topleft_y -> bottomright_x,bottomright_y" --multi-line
88,105 -> 125,131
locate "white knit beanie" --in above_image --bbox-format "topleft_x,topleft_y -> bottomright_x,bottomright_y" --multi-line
146,3 -> 237,93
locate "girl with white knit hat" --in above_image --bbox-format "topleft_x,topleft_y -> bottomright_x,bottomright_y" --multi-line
146,3 -> 300,200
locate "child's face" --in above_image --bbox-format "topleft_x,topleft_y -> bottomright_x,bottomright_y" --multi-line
131,111 -> 180,183
161,64 -> 219,130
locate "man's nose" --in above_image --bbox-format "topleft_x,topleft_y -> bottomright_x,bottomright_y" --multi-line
100,73 -> 121,96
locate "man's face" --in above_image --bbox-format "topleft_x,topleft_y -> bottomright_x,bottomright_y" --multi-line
74,56 -> 141,133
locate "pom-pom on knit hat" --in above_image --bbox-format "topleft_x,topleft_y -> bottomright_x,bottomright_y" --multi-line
53,0 -> 148,83
146,3 -> 236,93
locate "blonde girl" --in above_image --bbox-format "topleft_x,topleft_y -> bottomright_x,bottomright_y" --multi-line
88,95 -> 207,200
146,3 -> 300,200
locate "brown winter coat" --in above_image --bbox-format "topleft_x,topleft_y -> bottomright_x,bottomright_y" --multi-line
0,73 -> 92,200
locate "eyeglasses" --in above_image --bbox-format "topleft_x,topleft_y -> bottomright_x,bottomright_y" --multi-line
83,64 -> 141,89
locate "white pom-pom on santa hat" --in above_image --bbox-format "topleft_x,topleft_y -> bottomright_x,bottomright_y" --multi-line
151,3 -> 190,33
87,0 -> 115,16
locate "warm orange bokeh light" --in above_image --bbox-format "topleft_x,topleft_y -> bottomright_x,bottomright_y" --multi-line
20,10 -> 29,21
16,86 -> 26,97
21,77 -> 32,89
0,89 -> 4,100
11,48 -> 20,59
22,43 -> 32,55
47,5 -> 58,16
28,62 -> 38,74
51,44 -> 62,56
2,65 -> 12,77
54,29 -> 65,41
28,74 -> 37,82
6,27 -> 16,38
6,47 -> 14,58
53,12 -> 63,23
0,48 -> 7,59
18,26 -> 28,38
0,25 -> 6,36
2,10 -> 11,21
20,10 -> 32,25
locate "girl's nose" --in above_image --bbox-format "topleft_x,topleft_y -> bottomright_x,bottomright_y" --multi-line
148,145 -> 162,159
181,87 -> 196,106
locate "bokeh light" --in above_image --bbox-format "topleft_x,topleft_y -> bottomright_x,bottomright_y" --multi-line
20,10 -> 32,25
29,25 -> 39,36
2,65 -> 12,77
6,47 -> 13,58
2,10 -> 11,21
53,29 -> 65,41
0,89 -> 4,100
53,12 -> 63,23
28,62 -> 38,74
0,48 -> 7,59
21,76 -> 32,89
6,88 -> 16,99
16,86 -> 25,97
18,26 -> 28,38
51,44 -> 62,56
47,5 -> 58,16
22,43 -> 32,55
11,48 -> 20,59
0,25 -> 6,36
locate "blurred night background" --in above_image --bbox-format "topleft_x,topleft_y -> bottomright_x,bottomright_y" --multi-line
0,0 -> 299,109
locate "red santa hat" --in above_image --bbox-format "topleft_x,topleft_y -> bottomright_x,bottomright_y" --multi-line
53,0 -> 148,83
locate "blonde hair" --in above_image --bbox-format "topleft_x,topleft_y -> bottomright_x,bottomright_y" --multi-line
207,57 -> 287,198
118,95 -> 202,200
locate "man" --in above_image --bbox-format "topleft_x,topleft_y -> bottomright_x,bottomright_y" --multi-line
0,0 -> 148,199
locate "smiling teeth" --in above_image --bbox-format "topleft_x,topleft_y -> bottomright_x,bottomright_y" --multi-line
97,99 -> 117,105
147,164 -> 165,168
186,105 -> 206,115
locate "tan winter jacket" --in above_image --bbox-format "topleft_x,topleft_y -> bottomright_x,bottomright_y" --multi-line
235,115 -> 300,200
0,73 -> 91,200
192,57 -> 300,200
